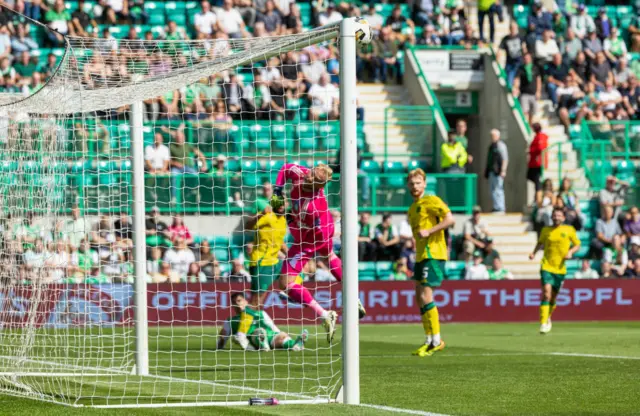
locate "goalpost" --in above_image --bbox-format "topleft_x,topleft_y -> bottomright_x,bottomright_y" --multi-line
0,15 -> 361,407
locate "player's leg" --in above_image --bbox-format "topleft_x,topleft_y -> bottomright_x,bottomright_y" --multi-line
250,263 -> 278,309
273,330 -> 308,351
539,271 -> 554,334
326,251 -> 366,319
278,248 -> 338,343
547,275 -> 564,331
412,259 -> 446,357
249,327 -> 271,351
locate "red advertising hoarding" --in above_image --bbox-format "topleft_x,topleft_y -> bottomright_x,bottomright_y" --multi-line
147,280 -> 640,325
0,280 -> 637,328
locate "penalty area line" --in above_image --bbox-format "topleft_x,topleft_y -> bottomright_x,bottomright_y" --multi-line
548,352 -> 640,360
358,403 -> 450,416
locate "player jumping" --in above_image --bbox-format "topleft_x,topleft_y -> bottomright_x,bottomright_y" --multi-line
529,208 -> 580,334
270,163 -> 365,344
217,292 -> 308,351
406,169 -> 455,357
244,202 -> 288,309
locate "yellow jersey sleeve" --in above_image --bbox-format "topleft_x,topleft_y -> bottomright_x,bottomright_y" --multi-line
425,196 -> 451,219
255,213 -> 272,230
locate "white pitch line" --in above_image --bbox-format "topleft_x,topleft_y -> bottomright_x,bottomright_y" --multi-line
358,403 -> 450,416
548,352 -> 640,360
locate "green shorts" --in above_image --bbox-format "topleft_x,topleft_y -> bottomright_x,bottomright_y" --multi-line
249,328 -> 279,349
249,262 -> 280,293
540,270 -> 566,291
413,259 -> 446,288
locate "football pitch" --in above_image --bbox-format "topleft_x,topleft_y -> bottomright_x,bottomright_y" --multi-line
1,321 -> 639,415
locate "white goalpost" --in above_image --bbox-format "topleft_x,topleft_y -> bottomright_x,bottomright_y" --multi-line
0,14 -> 363,408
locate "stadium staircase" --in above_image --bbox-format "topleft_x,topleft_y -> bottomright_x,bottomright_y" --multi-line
356,84 -> 413,160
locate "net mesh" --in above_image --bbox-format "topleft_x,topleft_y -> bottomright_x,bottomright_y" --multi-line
0,15 -> 346,407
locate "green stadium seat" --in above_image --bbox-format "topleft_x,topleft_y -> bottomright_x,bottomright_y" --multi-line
513,5 -> 530,28
298,2 -> 312,28
226,159 -> 240,172
445,261 -> 466,280
358,262 -> 377,281
271,124 -> 293,151
214,248 -> 230,262
209,235 -> 230,247
240,160 -> 258,173
383,161 -> 405,173
407,160 -> 428,172
575,245 -> 590,258
165,2 -> 187,25
296,123 -> 316,151
616,160 -> 635,177
242,172 -> 260,188
375,262 -> 394,280
577,231 -> 592,246
266,160 -> 284,175
145,1 -> 167,26
360,160 -> 380,173
219,262 -> 232,275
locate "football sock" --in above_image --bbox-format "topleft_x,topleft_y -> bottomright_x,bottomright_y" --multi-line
237,312 -> 254,335
549,302 -> 557,320
540,300 -> 550,325
287,281 -> 327,318
419,303 -> 432,344
328,256 -> 343,282
424,302 -> 441,346
282,337 -> 296,350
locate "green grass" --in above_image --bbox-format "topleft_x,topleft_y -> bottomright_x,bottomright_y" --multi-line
1,322 -> 639,415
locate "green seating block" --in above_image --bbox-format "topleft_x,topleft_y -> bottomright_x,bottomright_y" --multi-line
375,262 -> 394,280
360,160 -> 380,173
145,1 -> 167,26
445,261 -> 466,280
358,262 -> 377,281
165,2 -> 187,25
383,161 -> 405,173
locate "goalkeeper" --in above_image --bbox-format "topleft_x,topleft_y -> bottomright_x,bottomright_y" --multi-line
217,292 -> 308,351
244,199 -> 288,309
271,163 -> 366,344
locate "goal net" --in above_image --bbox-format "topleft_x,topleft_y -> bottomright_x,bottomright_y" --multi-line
0,15 -> 358,407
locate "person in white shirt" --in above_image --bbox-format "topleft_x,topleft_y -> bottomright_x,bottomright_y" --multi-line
598,79 -> 622,113
570,5 -> 595,39
318,3 -> 343,26
573,259 -> 599,279
362,4 -> 384,35
45,241 -> 74,282
308,73 -> 339,120
23,238 -> 49,281
163,238 -> 196,278
61,204 -> 89,249
145,133 -> 171,174
194,1 -> 218,36
465,251 -> 489,280
535,29 -> 560,65
216,0 -> 246,39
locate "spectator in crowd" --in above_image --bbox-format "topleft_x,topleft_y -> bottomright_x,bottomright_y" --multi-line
600,260 -> 619,279
454,119 -> 471,162
571,4 -> 595,39
113,211 -> 133,249
392,257 -> 411,280
71,0 -> 98,36
528,1 -> 552,37
373,26 -> 401,83
417,24 -> 442,46
357,212 -> 375,261
0,26 -> 11,60
164,237 -> 196,279
14,211 -> 50,252
375,213 -> 401,261
167,125 -> 207,201
552,10 -> 567,41
22,237 -> 47,281
243,72 -> 272,120
257,0 -> 283,35
590,52 -> 614,91
169,216 -> 194,246
155,261 -> 181,283
38,52 -> 58,80
561,28 -> 583,63
630,7 -> 640,53
385,5 -> 414,44
60,204 -> 88,249
13,51 -> 36,80
283,4 -> 303,34
227,257 -> 251,282
400,239 -> 416,274
147,246 -> 164,281
413,0 -> 435,27
91,215 -> 115,259
513,53 -> 541,124
459,23 -> 483,48
591,205 -> 623,259
45,0 -> 73,45
362,4 -> 384,35
583,29 -> 603,62
318,2 -> 342,26
308,72 -> 339,120
465,250 -> 489,280
535,29 -> 560,71
489,257 -> 513,280
482,237 -> 501,267
599,175 -> 628,219
499,22 -> 526,86
186,262 -> 207,283
0,57 -> 16,82
357,36 -> 377,82
145,206 -> 172,247
46,240 -> 74,282
253,181 -> 274,214
462,205 -> 490,261
144,133 -> 170,174
574,259 -> 599,279
603,27 -> 627,65
194,239 -> 220,279
194,1 -> 217,36
443,11 -> 465,46
76,238 -> 99,280
535,179 -> 555,229
216,0 -> 247,39
624,258 -> 640,278
557,177 -> 583,231
624,207 -> 640,239
477,0 -> 500,43
484,129 -> 508,213
546,53 -> 569,106
10,23 -> 38,53
594,7 -> 611,41
440,131 -> 468,173
527,123 -> 548,193
604,234 -> 628,276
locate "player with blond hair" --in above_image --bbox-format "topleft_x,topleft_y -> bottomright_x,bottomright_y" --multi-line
269,163 -> 364,343
406,168 -> 455,357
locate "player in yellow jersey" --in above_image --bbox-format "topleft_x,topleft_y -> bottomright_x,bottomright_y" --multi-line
244,203 -> 288,309
529,208 -> 580,334
406,169 -> 455,357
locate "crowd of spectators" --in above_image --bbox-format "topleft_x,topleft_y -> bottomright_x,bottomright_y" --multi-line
501,1 -> 640,135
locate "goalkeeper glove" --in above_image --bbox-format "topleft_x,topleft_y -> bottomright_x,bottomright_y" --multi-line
270,194 -> 285,210
233,332 -> 250,350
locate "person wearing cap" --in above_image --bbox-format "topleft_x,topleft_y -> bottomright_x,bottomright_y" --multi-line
489,257 -> 514,280
628,235 -> 640,264
598,175 -> 629,220
464,250 -> 489,280
527,1 -> 552,38
462,206 -> 490,262
624,206 -> 640,239
417,24 -> 442,46
570,4 -> 594,39
482,237 -> 501,267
